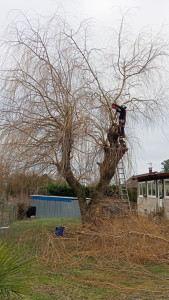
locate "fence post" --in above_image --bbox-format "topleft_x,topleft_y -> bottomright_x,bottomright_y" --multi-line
1,203 -> 4,227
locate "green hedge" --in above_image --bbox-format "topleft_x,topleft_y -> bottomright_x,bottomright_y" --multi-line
45,182 -> 137,202
45,182 -> 77,197
45,182 -> 95,198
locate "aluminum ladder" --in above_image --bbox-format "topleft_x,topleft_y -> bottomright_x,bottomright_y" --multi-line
116,158 -> 131,213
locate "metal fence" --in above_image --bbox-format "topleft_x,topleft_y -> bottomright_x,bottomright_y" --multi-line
0,203 -> 17,227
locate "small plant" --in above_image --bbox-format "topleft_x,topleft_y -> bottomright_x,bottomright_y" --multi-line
17,202 -> 28,220
0,241 -> 34,298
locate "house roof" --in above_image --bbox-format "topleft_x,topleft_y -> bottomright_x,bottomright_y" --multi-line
131,172 -> 169,182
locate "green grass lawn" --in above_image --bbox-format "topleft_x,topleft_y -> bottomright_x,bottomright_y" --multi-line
1,218 -> 169,300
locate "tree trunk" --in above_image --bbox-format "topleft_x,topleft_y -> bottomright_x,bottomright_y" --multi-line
59,125 -> 127,226
83,127 -> 128,225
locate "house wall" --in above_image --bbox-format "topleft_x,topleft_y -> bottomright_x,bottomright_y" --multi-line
137,196 -> 158,215
162,198 -> 169,219
30,195 -> 81,218
135,175 -> 169,219
137,179 -> 169,218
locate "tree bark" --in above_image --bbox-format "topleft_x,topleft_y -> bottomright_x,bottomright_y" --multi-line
75,126 -> 127,225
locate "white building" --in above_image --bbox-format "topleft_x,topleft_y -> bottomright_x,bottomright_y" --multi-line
132,168 -> 169,219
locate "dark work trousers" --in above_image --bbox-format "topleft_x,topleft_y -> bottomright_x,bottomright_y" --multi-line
119,119 -> 125,138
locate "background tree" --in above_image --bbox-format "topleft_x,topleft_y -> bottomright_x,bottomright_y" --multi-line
0,13 -> 168,223
0,156 -> 53,201
161,159 -> 169,172
6,171 -> 52,198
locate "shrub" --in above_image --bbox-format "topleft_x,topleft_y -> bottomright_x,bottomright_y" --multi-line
45,182 -> 117,197
45,182 -> 76,197
45,182 -> 137,202
17,203 -> 28,220
128,186 -> 137,203
0,241 -> 34,298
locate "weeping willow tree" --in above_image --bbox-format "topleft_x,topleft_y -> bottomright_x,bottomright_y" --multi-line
0,12 -> 168,223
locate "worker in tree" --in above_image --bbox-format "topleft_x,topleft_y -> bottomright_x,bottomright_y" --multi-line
112,103 -> 127,143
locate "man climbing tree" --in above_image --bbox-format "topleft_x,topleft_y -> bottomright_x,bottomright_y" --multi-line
112,103 -> 127,147
0,12 -> 168,224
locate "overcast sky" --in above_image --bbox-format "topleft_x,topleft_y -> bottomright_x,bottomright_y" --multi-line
1,0 -> 169,175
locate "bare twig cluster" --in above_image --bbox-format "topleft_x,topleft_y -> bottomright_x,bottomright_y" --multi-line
18,214 -> 169,296
0,12 -> 169,220
19,214 -> 169,266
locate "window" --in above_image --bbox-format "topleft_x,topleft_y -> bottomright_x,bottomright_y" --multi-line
164,180 -> 169,197
139,182 -> 146,196
152,182 -> 156,196
148,182 -> 151,196
147,181 -> 156,197
158,182 -> 163,198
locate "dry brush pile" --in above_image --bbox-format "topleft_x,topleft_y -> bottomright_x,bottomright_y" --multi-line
18,214 -> 169,267
16,214 -> 169,297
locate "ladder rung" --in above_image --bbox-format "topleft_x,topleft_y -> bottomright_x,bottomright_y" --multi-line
115,158 -> 131,211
